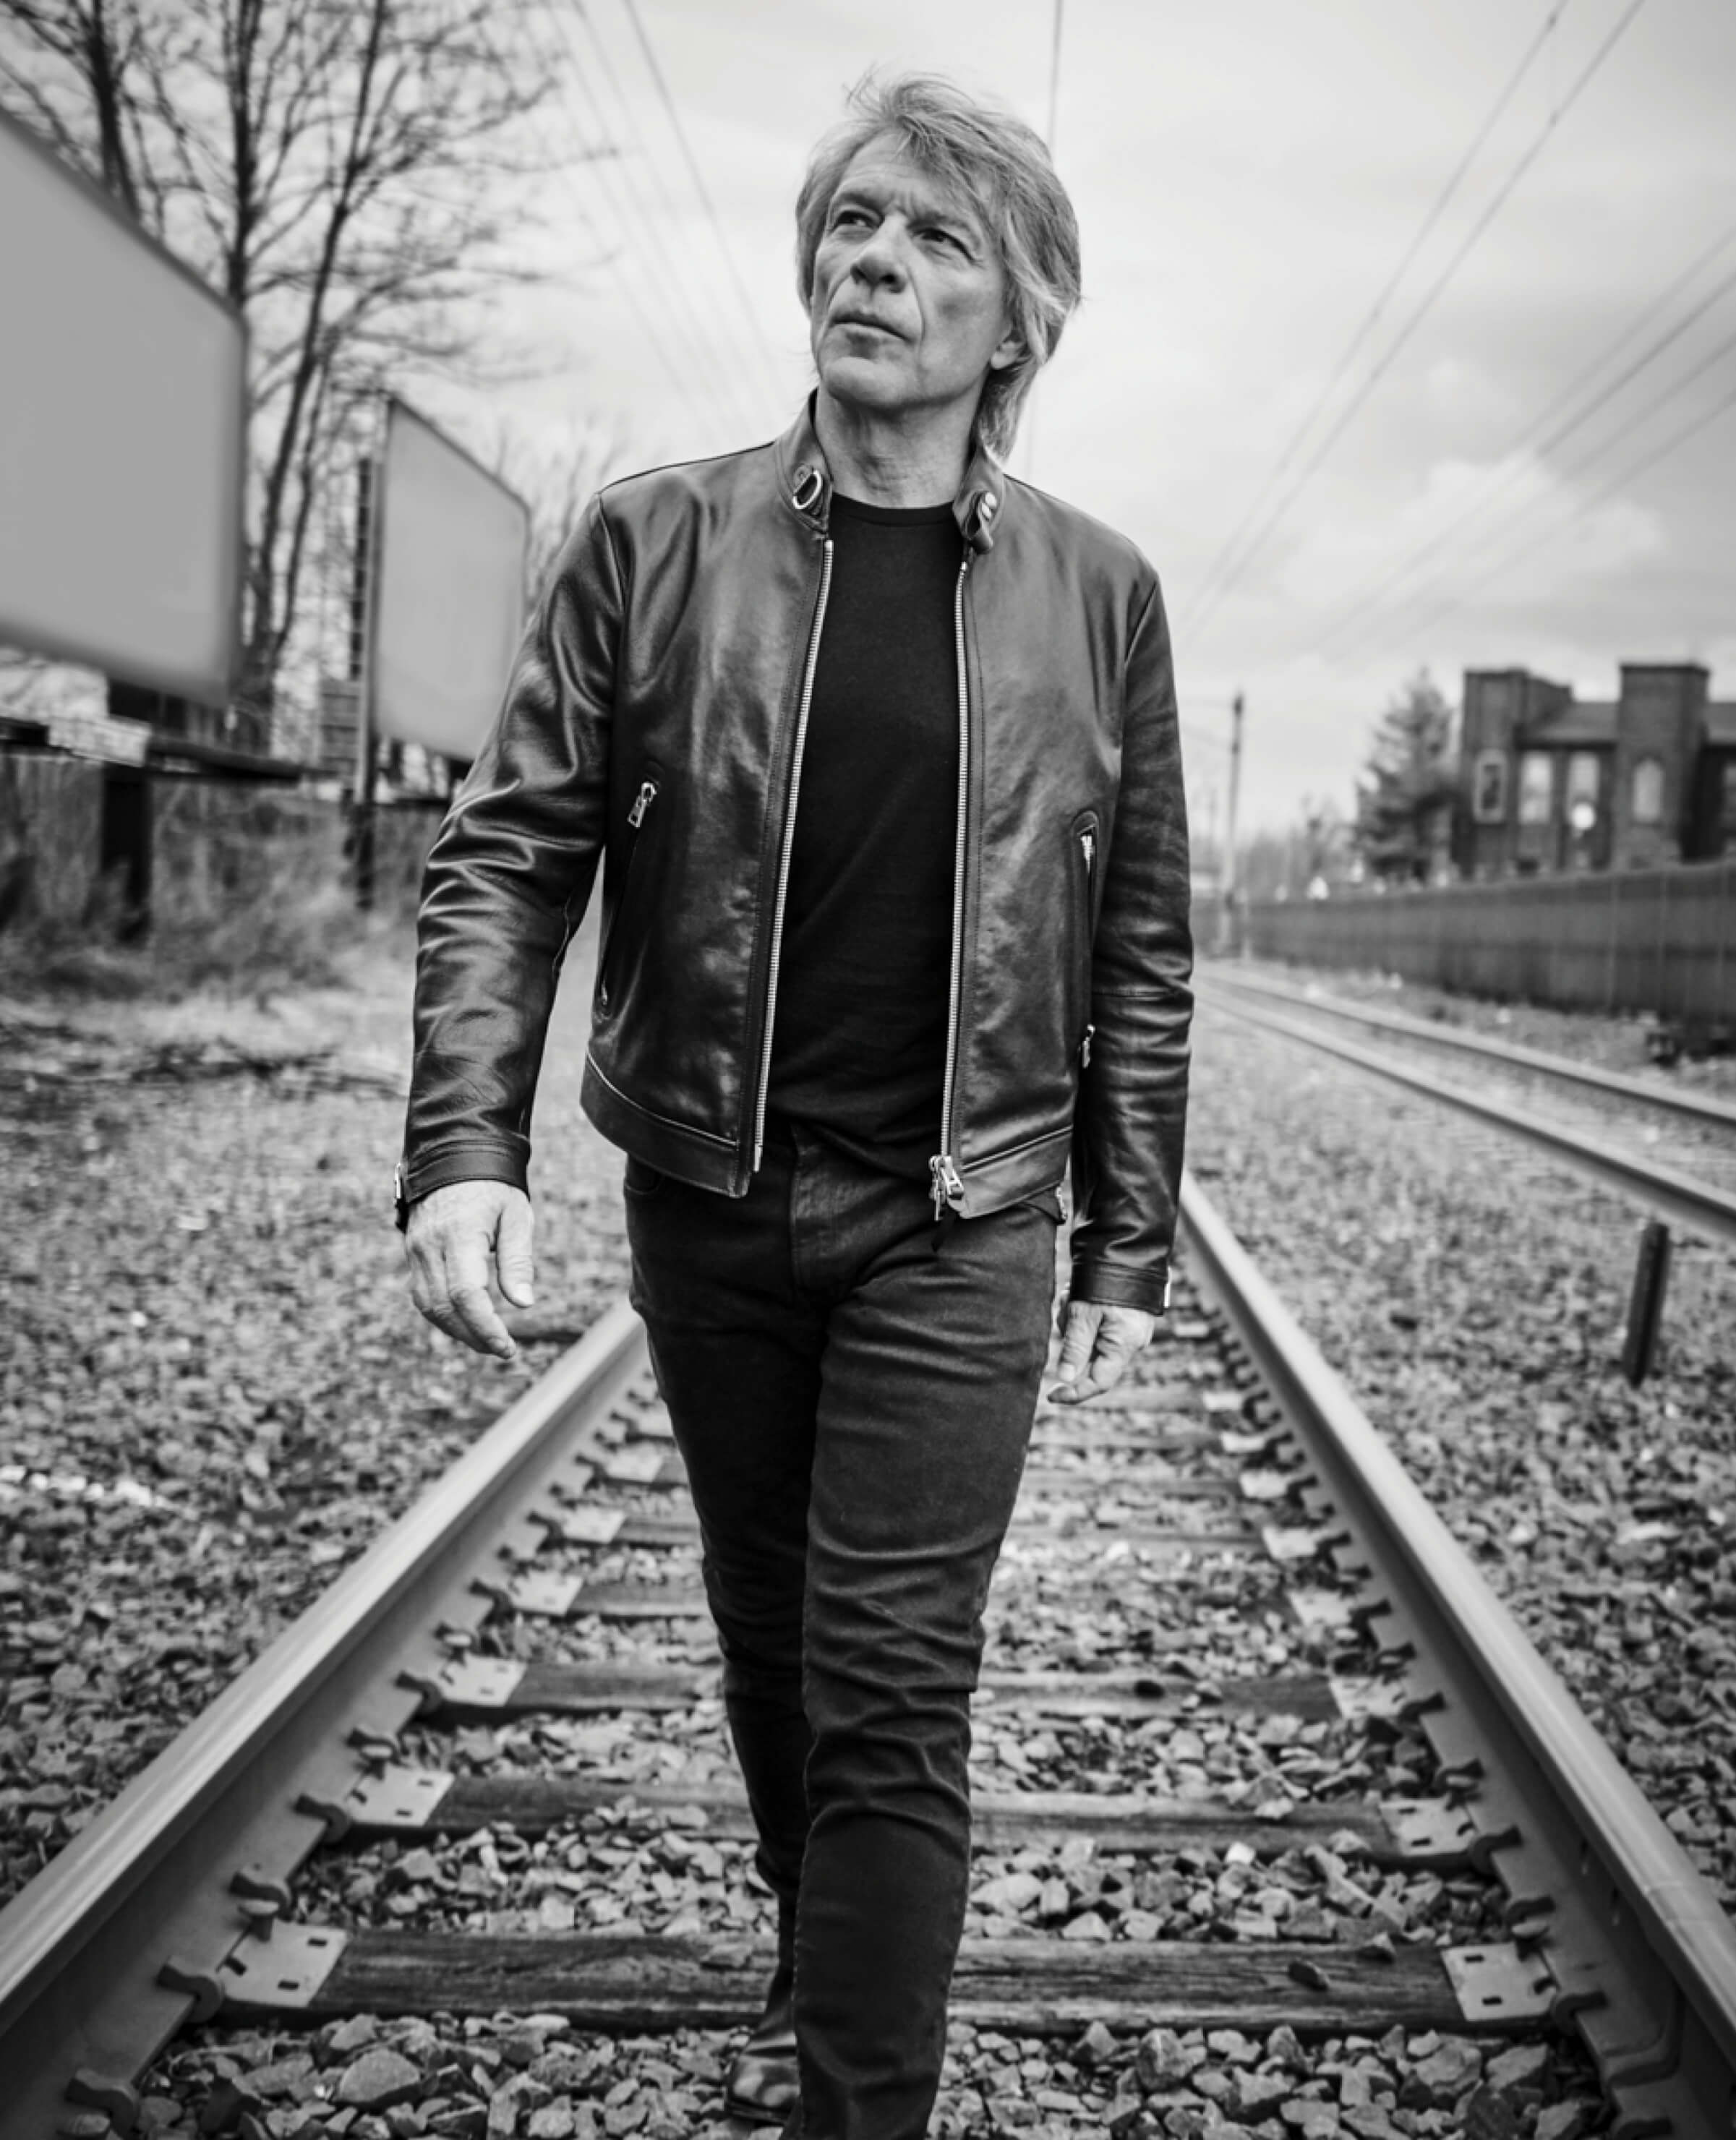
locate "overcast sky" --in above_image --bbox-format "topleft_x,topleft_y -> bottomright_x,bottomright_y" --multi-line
466,0 -> 1736,836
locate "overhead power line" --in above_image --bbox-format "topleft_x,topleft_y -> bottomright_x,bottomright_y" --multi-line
1398,375 -> 1736,646
552,4 -> 760,440
616,0 -> 792,422
1180,0 -> 1577,635
1046,0 -> 1065,155
1333,319 -> 1736,651
577,2 -> 784,419
1181,0 -> 1652,643
1298,226 -> 1736,660
523,15 -> 718,440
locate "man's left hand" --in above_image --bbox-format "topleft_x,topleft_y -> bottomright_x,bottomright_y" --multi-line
1048,1300 -> 1158,1405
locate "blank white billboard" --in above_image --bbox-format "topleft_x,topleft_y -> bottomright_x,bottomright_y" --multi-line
371,401 -> 529,763
0,110 -> 244,703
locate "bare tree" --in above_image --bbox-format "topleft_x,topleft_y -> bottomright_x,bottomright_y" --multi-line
506,412 -> 638,604
1,0 -> 570,736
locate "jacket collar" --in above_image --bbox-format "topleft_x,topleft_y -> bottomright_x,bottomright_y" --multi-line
774,398 -> 1006,554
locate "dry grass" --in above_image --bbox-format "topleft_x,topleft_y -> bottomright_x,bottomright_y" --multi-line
0,855 -> 415,1003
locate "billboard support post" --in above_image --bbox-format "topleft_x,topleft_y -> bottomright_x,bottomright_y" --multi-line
346,393 -> 529,909
351,435 -> 385,910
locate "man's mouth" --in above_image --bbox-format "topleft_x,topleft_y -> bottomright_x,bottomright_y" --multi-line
834,314 -> 900,337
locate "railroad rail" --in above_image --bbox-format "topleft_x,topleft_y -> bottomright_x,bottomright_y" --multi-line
1200,978 -> 1736,1249
1203,966 -> 1736,1135
4,1180 -> 1735,2138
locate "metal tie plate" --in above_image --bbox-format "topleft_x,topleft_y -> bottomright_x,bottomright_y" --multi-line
1382,1800 -> 1483,1864
218,1924 -> 349,2011
547,1506 -> 626,1546
1330,1676 -> 1409,1724
402,1656 -> 528,1711
1286,1585 -> 1356,1630
480,1570 -> 585,1617
1262,1523 -> 1335,1563
599,1444 -> 667,1484
338,1766 -> 456,1831
1443,1943 -> 1556,2024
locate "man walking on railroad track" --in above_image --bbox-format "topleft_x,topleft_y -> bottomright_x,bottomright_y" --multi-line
400,72 -> 1192,2140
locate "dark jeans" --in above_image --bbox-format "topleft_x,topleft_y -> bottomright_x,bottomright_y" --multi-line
623,1127 -> 1060,2140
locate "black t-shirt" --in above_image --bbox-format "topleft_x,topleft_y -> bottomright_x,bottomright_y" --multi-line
765,490 -> 962,1178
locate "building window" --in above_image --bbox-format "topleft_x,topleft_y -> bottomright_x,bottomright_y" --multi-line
1518,752 -> 1554,827
1472,751 -> 1508,823
1632,756 -> 1664,826
1566,752 -> 1600,835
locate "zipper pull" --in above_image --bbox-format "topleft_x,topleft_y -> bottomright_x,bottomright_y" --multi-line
1080,829 -> 1096,877
627,779 -> 658,830
929,1152 -> 965,1220
1079,1022 -> 1095,1070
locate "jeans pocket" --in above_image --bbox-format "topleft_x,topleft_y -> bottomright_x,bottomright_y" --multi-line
623,1153 -> 667,1199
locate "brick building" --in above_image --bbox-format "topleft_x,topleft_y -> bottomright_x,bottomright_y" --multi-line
1454,662 -> 1736,877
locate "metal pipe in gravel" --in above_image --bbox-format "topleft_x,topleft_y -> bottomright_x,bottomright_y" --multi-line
1205,993 -> 1736,1247
1181,1170 -> 1736,2119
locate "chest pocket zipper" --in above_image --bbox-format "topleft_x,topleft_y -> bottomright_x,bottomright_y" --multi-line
597,778 -> 659,1013
1074,817 -> 1098,1069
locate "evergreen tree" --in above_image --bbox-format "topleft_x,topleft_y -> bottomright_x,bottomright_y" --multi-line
1352,671 -> 1456,883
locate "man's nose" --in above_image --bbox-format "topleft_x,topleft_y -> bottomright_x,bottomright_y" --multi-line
849,228 -> 908,288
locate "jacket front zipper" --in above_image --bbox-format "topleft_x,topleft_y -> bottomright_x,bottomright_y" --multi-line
751,536 -> 834,1170
597,779 -> 659,1011
930,551 -> 973,1220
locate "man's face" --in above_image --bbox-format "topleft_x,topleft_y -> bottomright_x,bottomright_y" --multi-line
808,136 -> 1018,433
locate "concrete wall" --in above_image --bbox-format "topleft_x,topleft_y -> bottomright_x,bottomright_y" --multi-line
0,753 -> 104,926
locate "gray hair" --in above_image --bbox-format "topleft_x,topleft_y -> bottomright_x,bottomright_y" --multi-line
795,73 -> 1082,463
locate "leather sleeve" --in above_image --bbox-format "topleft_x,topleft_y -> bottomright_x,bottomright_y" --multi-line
1068,572 -> 1194,1314
400,493 -> 623,1204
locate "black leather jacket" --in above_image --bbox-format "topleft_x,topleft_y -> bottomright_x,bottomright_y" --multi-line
403,405 -> 1192,1313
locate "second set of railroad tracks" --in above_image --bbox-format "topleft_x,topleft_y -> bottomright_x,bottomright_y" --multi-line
4,1165 -> 1736,2138
1197,964 -> 1736,1248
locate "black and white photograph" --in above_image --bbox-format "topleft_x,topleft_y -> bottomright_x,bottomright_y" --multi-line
1,4 -> 1733,2138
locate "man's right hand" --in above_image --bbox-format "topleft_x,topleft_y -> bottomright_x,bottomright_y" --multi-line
404,1180 -> 535,1359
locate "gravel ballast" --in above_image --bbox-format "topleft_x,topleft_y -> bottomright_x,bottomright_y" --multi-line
1,922 -> 626,1909
9,933 -> 1717,2136
1188,970 -> 1736,1904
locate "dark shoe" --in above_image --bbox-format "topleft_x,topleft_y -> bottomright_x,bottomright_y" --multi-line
724,1974 -> 797,2126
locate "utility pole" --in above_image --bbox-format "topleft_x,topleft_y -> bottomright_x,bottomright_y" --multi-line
1023,0 -> 1064,487
1218,690 -> 1245,953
